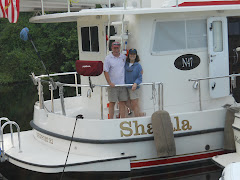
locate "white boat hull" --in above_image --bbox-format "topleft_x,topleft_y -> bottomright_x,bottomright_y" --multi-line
2,107 -> 226,173
4,131 -> 132,173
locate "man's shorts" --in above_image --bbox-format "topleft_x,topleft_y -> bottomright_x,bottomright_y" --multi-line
127,88 -> 140,100
108,87 -> 128,102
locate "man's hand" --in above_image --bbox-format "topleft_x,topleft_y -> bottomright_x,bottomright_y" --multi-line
132,83 -> 137,91
104,71 -> 115,87
109,82 -> 115,88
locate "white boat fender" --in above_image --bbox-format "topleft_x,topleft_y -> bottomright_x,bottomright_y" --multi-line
219,162 -> 240,180
224,106 -> 240,151
151,110 -> 176,157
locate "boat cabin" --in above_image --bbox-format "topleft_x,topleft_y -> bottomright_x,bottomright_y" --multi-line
30,0 -> 240,118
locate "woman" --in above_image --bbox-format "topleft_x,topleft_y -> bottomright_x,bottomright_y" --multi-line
125,48 -> 143,117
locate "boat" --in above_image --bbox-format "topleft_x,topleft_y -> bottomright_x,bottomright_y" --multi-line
218,162 -> 240,180
2,0 -> 240,174
212,100 -> 240,179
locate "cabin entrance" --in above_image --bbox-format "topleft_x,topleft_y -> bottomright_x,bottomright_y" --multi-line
207,17 -> 229,98
228,17 -> 240,91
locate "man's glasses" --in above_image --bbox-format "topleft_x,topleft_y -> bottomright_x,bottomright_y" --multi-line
112,42 -> 120,45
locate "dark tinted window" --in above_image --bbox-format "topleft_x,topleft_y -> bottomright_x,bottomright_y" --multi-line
81,26 -> 99,52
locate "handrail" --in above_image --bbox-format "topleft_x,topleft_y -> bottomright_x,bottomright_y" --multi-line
0,120 -> 22,162
33,72 -> 164,118
36,72 -> 77,78
1,121 -> 21,153
188,73 -> 240,82
188,73 -> 240,111
0,117 -> 13,148
64,81 -> 163,119
61,82 -> 161,88
33,73 -> 164,118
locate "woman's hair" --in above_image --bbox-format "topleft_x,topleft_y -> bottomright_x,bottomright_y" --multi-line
126,54 -> 140,62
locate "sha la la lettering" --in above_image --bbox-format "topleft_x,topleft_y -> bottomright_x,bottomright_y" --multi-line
120,116 -> 192,137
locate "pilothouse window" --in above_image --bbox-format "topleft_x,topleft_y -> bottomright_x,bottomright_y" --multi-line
81,26 -> 99,52
153,20 -> 207,53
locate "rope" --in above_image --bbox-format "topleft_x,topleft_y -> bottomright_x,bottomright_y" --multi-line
4,0 -> 11,10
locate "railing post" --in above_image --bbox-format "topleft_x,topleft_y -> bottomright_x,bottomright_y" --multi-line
124,0 -> 127,9
158,83 -> 164,110
107,18 -> 111,54
101,87 -> 103,120
38,79 -> 44,109
40,0 -> 45,15
162,83 -> 164,110
74,73 -> 79,96
50,84 -> 54,113
67,0 -> 70,12
158,83 -> 161,111
58,84 -> 66,116
199,81 -> 202,111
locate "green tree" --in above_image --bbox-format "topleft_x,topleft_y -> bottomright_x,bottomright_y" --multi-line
0,12 -> 79,84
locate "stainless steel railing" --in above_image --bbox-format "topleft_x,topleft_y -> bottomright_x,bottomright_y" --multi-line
0,117 -> 22,162
189,73 -> 240,111
32,72 -> 164,119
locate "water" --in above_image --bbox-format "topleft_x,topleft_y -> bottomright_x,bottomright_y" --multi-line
0,82 -> 222,180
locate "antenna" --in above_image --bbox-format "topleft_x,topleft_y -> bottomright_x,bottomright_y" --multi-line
20,27 -> 57,89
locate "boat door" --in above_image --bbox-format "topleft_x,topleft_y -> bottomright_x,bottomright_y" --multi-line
207,17 -> 230,98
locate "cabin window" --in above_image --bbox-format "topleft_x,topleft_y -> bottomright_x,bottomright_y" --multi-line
152,20 -> 207,53
81,26 -> 99,52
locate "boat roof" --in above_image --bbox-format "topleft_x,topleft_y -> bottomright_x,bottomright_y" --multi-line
30,5 -> 240,23
20,0 -> 93,12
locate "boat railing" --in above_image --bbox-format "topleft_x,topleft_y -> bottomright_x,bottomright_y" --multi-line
39,0 -> 145,16
0,117 -> 22,162
32,72 -> 164,119
189,73 -> 240,111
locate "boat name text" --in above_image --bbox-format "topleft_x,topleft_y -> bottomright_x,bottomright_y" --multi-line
36,132 -> 53,144
120,116 -> 192,137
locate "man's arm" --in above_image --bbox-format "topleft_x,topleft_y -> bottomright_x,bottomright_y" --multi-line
104,71 -> 115,87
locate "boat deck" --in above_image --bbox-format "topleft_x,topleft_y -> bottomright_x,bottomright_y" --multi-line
2,131 -> 132,173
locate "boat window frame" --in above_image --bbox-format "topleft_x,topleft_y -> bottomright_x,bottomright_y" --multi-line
151,18 -> 208,56
80,26 -> 100,52
78,22 -> 103,56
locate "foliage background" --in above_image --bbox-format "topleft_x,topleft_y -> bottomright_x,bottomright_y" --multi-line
0,12 -> 79,84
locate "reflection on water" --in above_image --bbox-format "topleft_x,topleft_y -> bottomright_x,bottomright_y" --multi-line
0,161 -> 222,180
0,83 -> 223,180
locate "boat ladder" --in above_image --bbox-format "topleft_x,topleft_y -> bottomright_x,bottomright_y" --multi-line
0,117 -> 21,162
107,0 -> 129,54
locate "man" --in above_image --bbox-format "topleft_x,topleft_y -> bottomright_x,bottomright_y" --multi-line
104,42 -> 128,119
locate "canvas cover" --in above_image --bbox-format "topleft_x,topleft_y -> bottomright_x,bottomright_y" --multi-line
76,60 -> 103,76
